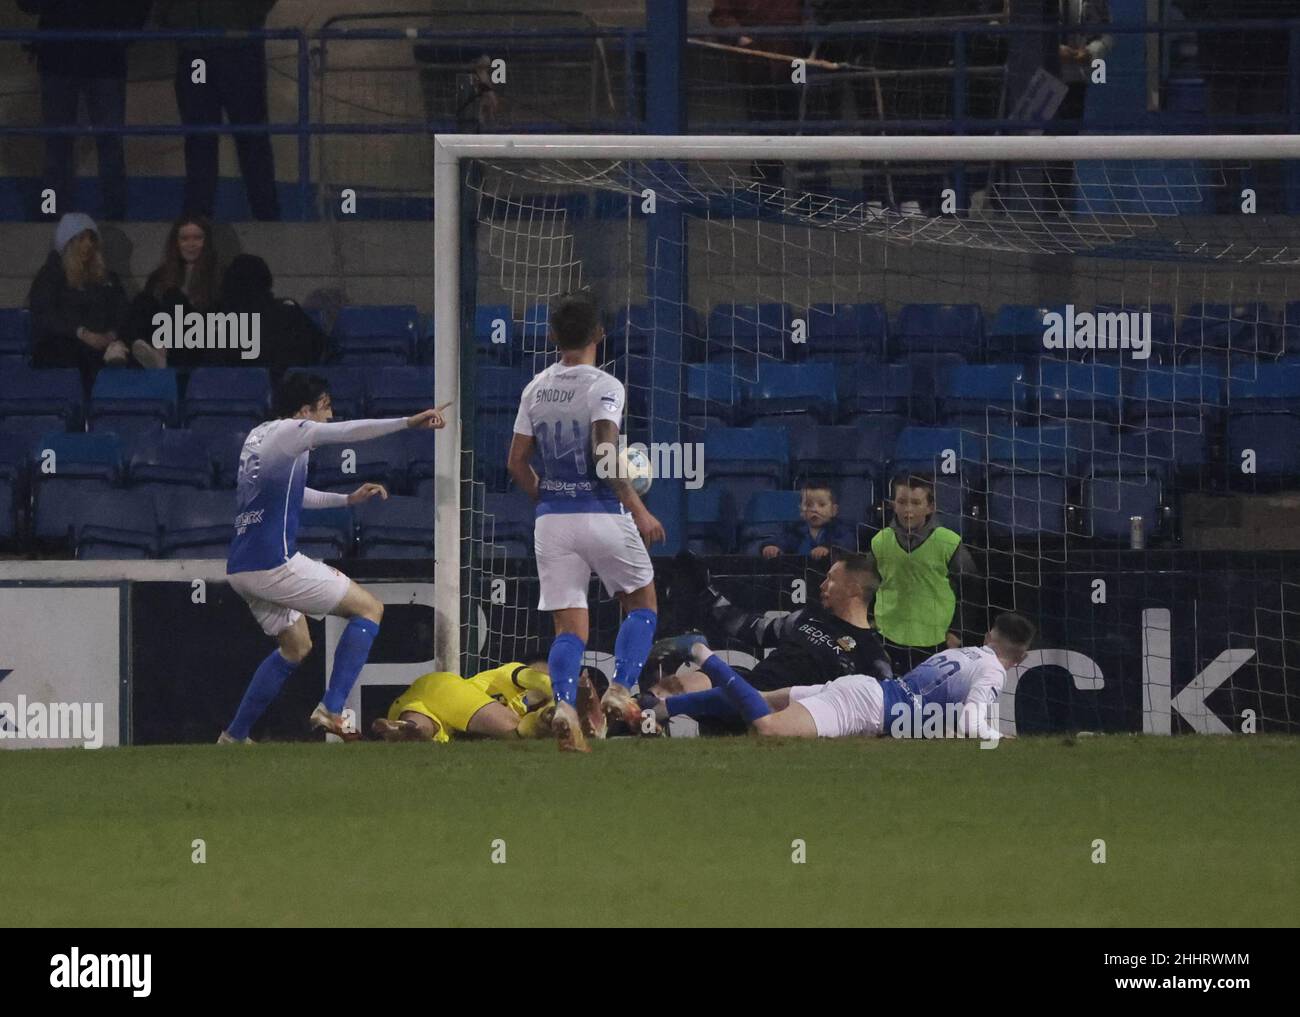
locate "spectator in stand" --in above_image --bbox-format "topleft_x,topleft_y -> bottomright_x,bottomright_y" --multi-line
28,213 -> 138,389
1046,0 -> 1112,212
155,0 -> 281,220
758,480 -> 856,559
124,215 -> 219,369
218,254 -> 326,380
18,0 -> 153,221
709,0 -> 808,186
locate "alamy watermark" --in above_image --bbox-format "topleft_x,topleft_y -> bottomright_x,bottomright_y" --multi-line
1042,304 -> 1152,361
151,305 -> 261,361
594,438 -> 705,490
889,700 -> 1003,749
0,695 -> 104,749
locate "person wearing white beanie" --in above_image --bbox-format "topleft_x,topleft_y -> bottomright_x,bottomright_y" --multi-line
28,212 -> 134,389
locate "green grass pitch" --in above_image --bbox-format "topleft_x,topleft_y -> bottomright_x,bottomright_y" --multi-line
3,735 -> 1297,926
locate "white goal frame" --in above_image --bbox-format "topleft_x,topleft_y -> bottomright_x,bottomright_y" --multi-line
430,132 -> 1300,669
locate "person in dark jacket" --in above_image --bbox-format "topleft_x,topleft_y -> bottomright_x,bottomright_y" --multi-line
155,0 -> 281,220
27,212 -> 133,390
18,0 -> 153,221
124,215 -> 220,368
217,253 -> 326,379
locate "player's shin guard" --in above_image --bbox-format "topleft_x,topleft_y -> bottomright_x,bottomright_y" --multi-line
613,607 -> 656,688
322,617 -> 380,715
228,650 -> 299,740
547,632 -> 585,706
698,653 -> 772,724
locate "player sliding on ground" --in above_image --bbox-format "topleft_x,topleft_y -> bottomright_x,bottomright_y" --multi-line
507,293 -> 666,752
371,652 -> 606,743
658,612 -> 1035,741
218,373 -> 447,744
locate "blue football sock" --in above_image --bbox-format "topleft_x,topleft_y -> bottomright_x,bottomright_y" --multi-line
228,650 -> 299,740
700,653 -> 772,724
323,617 -> 380,714
547,632 -> 585,706
613,608 -> 657,688
665,687 -> 741,721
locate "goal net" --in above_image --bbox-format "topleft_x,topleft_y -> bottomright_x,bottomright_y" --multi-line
432,134 -> 1300,736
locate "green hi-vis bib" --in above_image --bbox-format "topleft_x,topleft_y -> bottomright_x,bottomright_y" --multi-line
870,526 -> 960,648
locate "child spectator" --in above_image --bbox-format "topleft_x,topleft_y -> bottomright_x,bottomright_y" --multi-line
759,480 -> 856,560
124,216 -> 219,368
28,212 -> 135,389
867,471 -> 979,672
218,254 -> 326,381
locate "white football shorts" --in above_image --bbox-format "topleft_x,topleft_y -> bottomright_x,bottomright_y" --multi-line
534,510 -> 654,611
789,674 -> 885,738
227,552 -> 352,635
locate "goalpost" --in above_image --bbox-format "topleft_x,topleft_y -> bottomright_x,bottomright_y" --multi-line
432,133 -> 1300,735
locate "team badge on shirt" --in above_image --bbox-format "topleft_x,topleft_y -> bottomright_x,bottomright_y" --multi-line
837,636 -> 857,652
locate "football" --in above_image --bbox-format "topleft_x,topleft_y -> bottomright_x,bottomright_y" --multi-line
620,443 -> 653,496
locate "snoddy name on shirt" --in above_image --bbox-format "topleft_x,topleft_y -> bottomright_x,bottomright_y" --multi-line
50,948 -> 151,997
152,305 -> 261,360
1042,305 -> 1152,360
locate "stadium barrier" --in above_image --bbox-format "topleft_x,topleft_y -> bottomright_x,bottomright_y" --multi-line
0,549 -> 1295,748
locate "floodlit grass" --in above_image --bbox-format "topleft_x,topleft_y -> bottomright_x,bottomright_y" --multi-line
3,735 -> 1296,926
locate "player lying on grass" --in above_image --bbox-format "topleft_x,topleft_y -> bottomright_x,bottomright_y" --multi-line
507,293 -> 666,752
218,372 -> 447,744
652,550 -> 894,733
371,651 -> 608,743
647,612 -> 1034,740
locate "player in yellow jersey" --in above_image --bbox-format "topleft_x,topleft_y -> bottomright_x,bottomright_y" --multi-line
370,650 -> 606,745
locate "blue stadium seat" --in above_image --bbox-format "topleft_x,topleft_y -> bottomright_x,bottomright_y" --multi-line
367,366 -> 435,417
936,364 -> 1027,425
985,304 -> 1061,363
1226,363 -> 1300,408
0,432 -> 28,542
31,432 -> 122,483
520,302 -> 550,347
790,424 -> 892,482
126,429 -> 213,488
403,428 -> 437,490
88,369 -> 178,438
683,363 -> 746,427
205,430 -> 249,488
1083,473 -> 1164,543
298,506 -> 354,559
703,426 -> 789,509
0,308 -> 32,365
159,489 -> 235,558
1227,413 -> 1300,480
477,366 -> 532,417
75,489 -> 160,559
471,415 -> 514,490
474,303 -> 515,363
839,363 -> 912,426
1282,301 -> 1300,356
985,425 -> 1072,470
183,367 -> 271,433
888,426 -> 978,519
738,490 -> 803,553
1177,303 -> 1278,363
706,303 -> 797,362
685,486 -> 734,555
986,471 -> 1070,539
287,366 -> 366,420
484,491 -> 534,558
742,362 -> 838,424
892,303 -> 984,359
608,303 -> 655,359
332,304 -> 419,364
358,496 -> 434,558
0,367 -> 84,429
309,432 -> 408,494
805,302 -> 887,362
1038,361 -> 1124,424
1089,303 -> 1176,364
